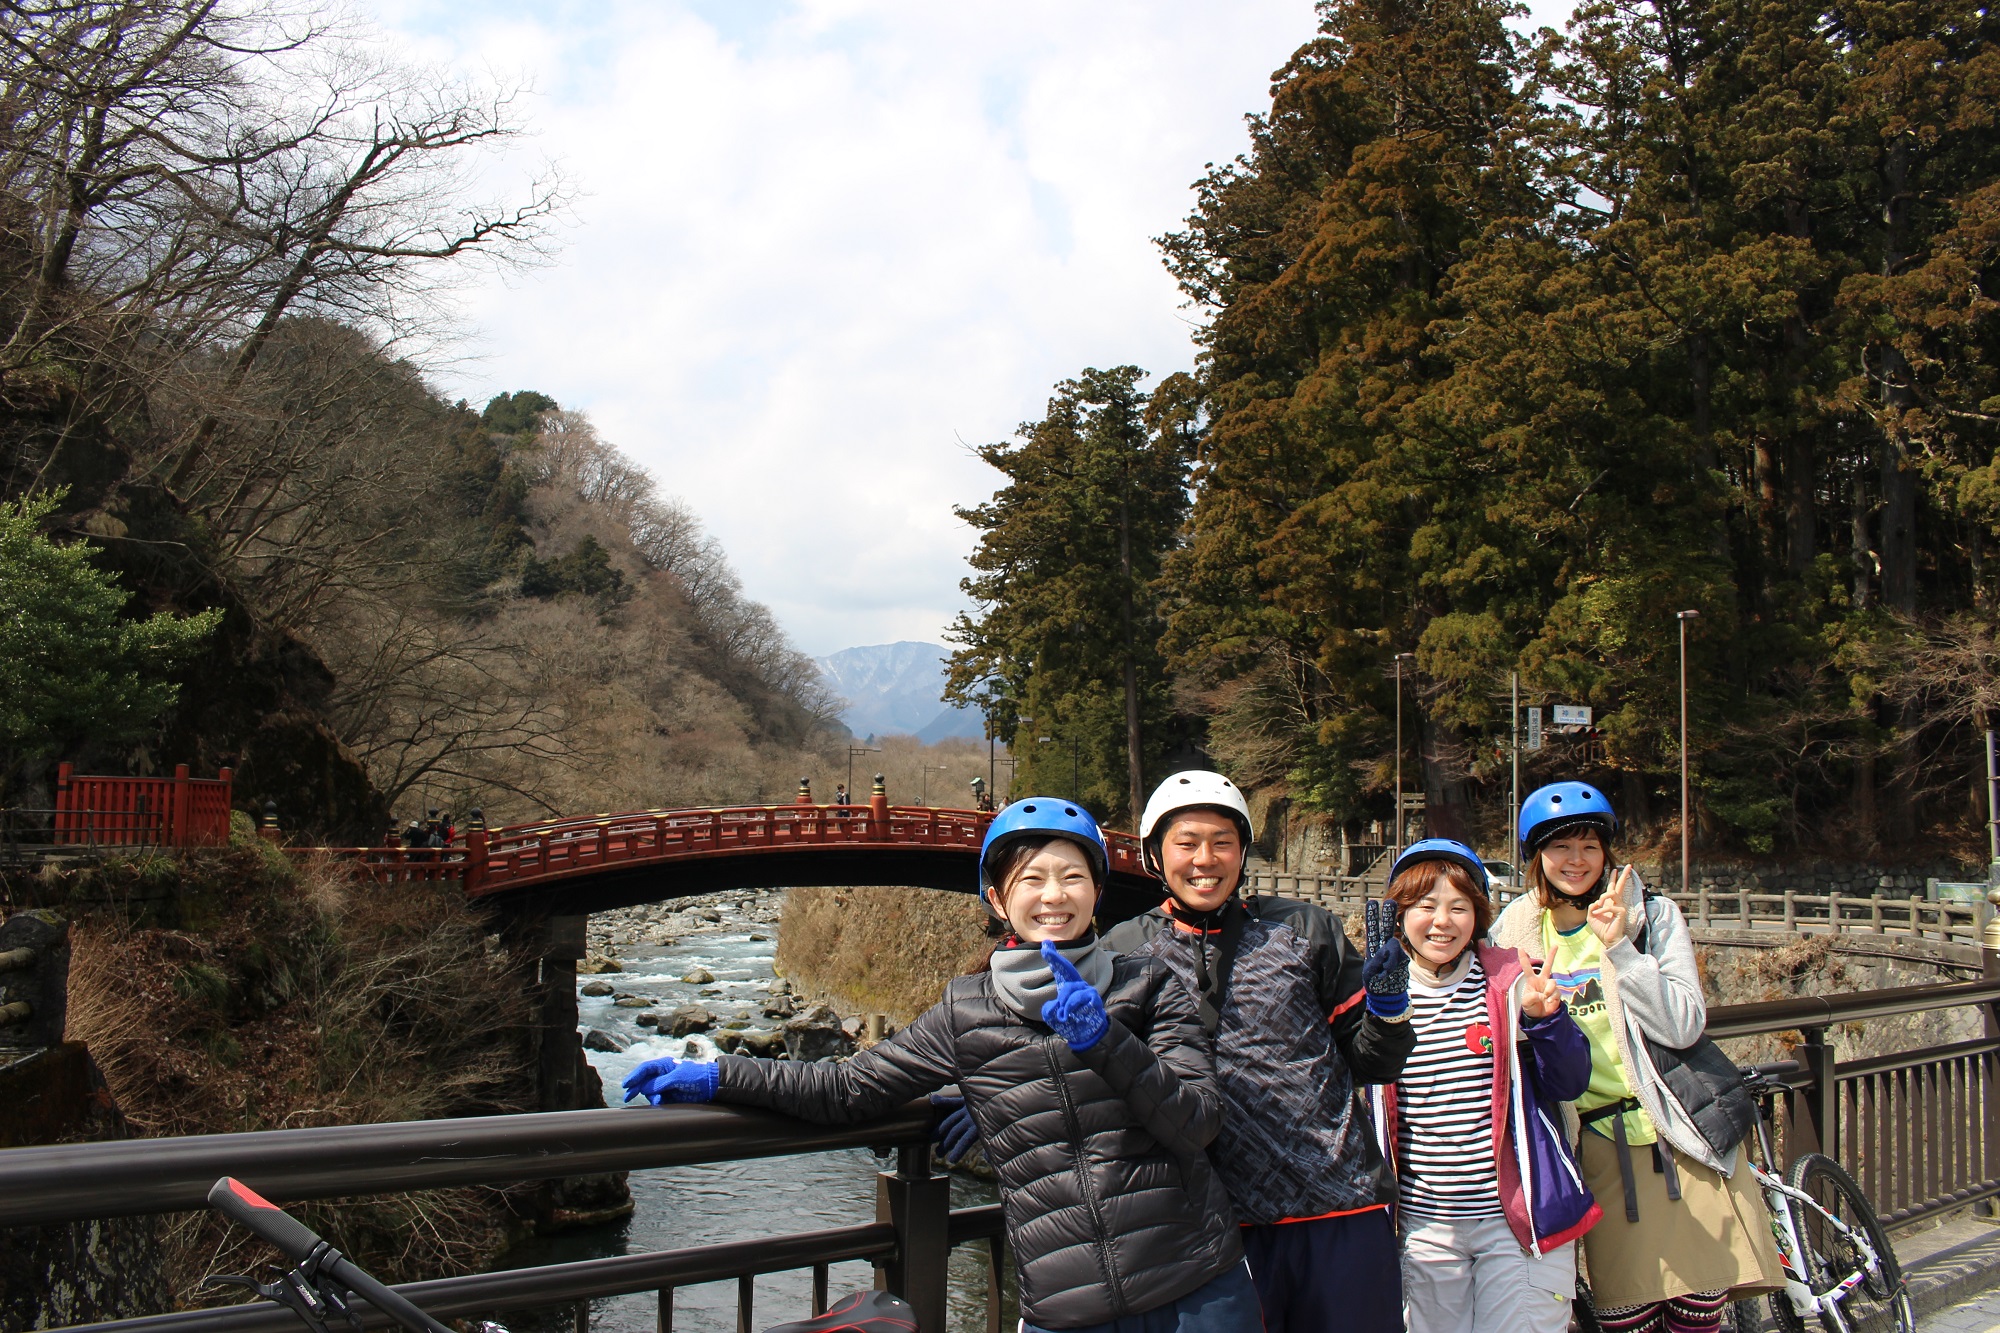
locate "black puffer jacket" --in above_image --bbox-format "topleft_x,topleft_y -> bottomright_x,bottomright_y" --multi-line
716,954 -> 1241,1329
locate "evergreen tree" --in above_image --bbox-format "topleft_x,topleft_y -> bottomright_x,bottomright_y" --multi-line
946,369 -> 1192,824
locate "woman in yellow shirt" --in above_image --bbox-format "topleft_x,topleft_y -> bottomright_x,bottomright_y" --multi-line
1492,782 -> 1781,1333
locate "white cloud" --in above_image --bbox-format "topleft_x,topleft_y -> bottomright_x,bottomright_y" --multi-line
357,0 -> 1320,654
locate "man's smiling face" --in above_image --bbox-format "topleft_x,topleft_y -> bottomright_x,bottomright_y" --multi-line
1159,809 -> 1243,912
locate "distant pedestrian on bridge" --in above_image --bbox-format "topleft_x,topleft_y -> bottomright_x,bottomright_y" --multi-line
623,797 -> 1260,1333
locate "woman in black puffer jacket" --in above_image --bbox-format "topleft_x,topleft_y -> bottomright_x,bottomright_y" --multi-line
623,799 -> 1253,1333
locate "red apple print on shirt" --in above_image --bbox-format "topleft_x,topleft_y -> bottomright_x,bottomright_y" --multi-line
1464,1023 -> 1494,1055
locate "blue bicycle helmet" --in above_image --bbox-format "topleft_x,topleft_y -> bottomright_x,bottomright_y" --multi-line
1517,781 -> 1619,856
1388,838 -> 1491,896
979,797 -> 1109,912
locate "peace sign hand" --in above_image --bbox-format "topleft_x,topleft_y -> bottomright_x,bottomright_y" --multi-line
1517,949 -> 1560,1020
1587,867 -> 1633,946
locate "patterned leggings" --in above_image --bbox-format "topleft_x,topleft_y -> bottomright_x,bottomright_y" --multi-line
1595,1290 -> 1730,1333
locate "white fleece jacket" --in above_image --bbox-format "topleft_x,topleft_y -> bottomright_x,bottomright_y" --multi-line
1492,867 -> 1731,1176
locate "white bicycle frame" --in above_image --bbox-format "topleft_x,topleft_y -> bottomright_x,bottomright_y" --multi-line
1746,1111 -> 1882,1323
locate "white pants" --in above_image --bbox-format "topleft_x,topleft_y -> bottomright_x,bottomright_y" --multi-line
1400,1213 -> 1576,1333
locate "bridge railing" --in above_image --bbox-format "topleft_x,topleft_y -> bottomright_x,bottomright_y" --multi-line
4,1100 -> 1003,1333
1246,871 -> 1989,947
291,804 -> 1149,896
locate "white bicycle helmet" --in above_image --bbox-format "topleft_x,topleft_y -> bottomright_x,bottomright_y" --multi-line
1138,771 -> 1255,877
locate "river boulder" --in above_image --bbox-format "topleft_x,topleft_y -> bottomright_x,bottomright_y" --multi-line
579,981 -> 615,997
663,1004 -> 715,1037
761,994 -> 796,1019
784,1006 -> 852,1062
681,967 -> 715,984
715,1028 -> 786,1058
582,1027 -> 630,1053
577,955 -> 623,974
613,996 -> 652,1009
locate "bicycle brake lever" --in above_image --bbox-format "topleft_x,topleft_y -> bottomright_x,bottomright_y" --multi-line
205,1267 -> 338,1333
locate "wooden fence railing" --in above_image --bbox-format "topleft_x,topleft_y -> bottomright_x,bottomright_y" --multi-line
1246,870 -> 1989,947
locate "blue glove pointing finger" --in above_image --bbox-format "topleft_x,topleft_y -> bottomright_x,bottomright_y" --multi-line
1040,939 -> 1110,1051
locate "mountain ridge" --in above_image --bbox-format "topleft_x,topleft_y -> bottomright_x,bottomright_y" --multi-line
814,641 -> 983,741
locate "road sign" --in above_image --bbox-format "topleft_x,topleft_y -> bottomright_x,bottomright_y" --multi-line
1552,705 -> 1592,726
1526,707 -> 1542,751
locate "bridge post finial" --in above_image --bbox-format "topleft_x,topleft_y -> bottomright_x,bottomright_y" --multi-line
869,773 -> 889,832
796,776 -> 813,805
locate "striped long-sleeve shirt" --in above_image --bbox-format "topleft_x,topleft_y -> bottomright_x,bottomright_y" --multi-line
1395,954 -> 1502,1220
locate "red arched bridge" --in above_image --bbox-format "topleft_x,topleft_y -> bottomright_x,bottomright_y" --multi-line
298,789 -> 1160,923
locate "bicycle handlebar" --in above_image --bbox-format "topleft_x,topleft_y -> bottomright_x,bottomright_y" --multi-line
207,1178 -> 456,1333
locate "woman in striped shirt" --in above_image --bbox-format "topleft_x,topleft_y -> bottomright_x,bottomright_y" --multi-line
1371,839 -> 1598,1333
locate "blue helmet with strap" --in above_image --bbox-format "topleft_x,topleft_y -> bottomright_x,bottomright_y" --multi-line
979,797 -> 1109,913
1518,781 -> 1619,906
1388,838 -> 1490,896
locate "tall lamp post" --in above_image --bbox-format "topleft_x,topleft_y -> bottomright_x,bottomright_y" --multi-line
846,745 -> 881,804
922,764 -> 950,806
1677,610 -> 1700,893
1393,652 -> 1416,870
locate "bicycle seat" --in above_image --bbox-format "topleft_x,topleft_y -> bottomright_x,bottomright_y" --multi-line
764,1291 -> 918,1333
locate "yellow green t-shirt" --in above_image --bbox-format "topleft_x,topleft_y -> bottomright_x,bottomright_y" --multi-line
1542,915 -> 1656,1145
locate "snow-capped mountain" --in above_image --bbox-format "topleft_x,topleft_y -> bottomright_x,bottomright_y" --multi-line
814,642 -> 984,741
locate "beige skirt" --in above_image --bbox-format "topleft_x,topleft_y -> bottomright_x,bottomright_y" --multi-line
1579,1130 -> 1785,1308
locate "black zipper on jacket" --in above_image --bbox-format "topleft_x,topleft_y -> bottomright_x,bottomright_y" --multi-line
1044,1035 -> 1126,1315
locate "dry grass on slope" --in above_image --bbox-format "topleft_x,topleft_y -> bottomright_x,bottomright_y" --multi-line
59,840 -> 536,1303
775,885 -> 991,1025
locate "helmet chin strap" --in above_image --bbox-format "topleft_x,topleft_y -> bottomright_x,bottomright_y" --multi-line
1549,868 -> 1610,909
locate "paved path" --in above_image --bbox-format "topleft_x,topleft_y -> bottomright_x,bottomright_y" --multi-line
1927,1286 -> 2000,1331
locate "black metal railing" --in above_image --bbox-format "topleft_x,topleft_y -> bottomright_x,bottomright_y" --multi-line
12,976 -> 2000,1332
3,1102 -> 1002,1333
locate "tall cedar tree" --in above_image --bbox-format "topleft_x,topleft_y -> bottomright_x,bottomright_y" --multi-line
1165,0 -> 2000,856
946,368 -> 1192,825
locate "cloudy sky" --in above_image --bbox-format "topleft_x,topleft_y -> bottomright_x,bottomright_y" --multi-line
366,1 -> 1561,657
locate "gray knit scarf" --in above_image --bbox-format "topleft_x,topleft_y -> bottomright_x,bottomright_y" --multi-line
988,934 -> 1115,1022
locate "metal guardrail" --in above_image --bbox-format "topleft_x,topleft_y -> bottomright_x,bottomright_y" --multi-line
10,1101 -> 1000,1333
1247,871 -> 1990,946
12,972 -> 2000,1330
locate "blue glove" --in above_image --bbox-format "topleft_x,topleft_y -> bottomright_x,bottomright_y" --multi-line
1039,940 -> 1110,1051
929,1092 -> 981,1165
1361,899 -> 1410,1020
621,1056 -> 719,1105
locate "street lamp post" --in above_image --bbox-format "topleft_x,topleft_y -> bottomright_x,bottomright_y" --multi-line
1393,652 -> 1416,871
1036,736 -> 1080,800
847,745 -> 881,804
1677,610 -> 1700,895
1510,670 -> 1521,861
922,764 -> 950,806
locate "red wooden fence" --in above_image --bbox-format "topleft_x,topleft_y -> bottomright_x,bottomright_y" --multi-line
53,762 -> 234,848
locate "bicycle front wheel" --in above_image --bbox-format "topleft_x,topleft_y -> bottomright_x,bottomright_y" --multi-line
1785,1153 -> 1914,1333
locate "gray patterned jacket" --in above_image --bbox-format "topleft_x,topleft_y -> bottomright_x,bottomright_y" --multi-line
1104,895 -> 1417,1224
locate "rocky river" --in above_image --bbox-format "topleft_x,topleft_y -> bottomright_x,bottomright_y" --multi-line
493,889 -> 1011,1333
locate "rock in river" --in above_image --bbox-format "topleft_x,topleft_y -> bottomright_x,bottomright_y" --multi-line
715,1028 -> 786,1058
580,981 -> 615,997
761,995 -> 797,1019
663,1004 -> 715,1037
682,967 -> 714,985
583,1027 -> 631,1053
785,1005 -> 854,1063
577,955 -> 623,974
614,996 -> 653,1009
